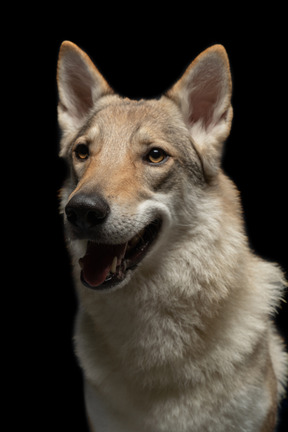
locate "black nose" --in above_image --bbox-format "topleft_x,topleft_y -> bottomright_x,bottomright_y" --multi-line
65,193 -> 110,230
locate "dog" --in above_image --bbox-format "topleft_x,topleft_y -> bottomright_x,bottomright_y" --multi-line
57,41 -> 287,431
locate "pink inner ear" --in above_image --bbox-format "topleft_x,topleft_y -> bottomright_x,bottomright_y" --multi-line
61,52 -> 95,119
187,80 -> 222,128
66,68 -> 94,117
189,98 -> 216,127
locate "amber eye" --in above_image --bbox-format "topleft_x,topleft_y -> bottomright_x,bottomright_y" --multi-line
146,148 -> 168,164
74,143 -> 89,160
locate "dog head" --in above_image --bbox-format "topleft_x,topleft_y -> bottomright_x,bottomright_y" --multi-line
57,41 -> 232,291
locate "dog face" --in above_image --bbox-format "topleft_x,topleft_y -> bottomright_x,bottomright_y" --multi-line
57,42 -> 232,291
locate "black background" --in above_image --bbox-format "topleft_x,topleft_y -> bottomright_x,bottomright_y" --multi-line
10,8 -> 287,431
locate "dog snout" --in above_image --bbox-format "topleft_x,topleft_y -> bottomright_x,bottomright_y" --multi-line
65,193 -> 110,231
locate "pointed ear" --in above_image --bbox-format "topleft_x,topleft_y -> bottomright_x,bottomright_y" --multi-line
167,45 -> 233,176
57,41 -> 113,135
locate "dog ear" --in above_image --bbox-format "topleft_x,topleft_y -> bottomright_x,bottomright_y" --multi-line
167,45 -> 233,176
57,41 -> 113,136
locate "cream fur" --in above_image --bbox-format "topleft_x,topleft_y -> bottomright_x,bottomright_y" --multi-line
57,42 -> 287,432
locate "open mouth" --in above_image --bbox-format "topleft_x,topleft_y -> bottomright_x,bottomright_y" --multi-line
79,219 -> 162,290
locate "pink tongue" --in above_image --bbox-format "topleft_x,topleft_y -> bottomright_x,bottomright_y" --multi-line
80,242 -> 126,287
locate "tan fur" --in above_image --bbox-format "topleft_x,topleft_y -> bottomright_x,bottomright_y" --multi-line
57,41 -> 287,431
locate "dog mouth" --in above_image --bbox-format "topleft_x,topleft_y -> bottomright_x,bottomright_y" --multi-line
79,219 -> 162,290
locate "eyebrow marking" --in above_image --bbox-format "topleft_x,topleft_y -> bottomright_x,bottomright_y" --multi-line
130,125 -> 154,145
85,124 -> 101,142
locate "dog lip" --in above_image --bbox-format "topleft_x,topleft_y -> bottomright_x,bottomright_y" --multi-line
80,219 -> 162,290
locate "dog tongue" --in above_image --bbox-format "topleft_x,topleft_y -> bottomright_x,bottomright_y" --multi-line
80,242 -> 126,287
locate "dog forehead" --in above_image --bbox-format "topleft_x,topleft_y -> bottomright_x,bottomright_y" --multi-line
87,97 -> 182,142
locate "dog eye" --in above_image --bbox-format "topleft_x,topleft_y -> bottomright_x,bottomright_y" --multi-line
146,148 -> 168,164
74,143 -> 89,161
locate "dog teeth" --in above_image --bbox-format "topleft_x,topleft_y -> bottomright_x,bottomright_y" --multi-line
110,256 -> 118,274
